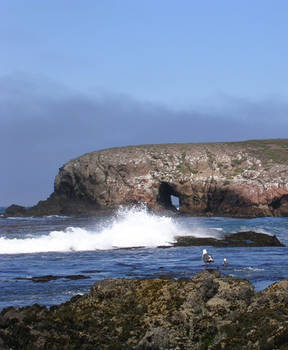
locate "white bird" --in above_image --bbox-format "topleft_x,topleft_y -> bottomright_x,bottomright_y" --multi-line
223,258 -> 228,266
202,249 -> 214,264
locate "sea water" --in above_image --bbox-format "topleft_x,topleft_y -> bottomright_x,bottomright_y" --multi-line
0,206 -> 287,309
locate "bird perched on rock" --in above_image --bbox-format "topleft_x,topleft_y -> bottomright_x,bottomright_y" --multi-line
202,249 -> 214,264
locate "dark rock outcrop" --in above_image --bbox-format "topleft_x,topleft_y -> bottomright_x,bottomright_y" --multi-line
14,274 -> 90,283
1,270 -> 288,349
7,139 -> 288,217
4,204 -> 27,217
174,231 -> 285,247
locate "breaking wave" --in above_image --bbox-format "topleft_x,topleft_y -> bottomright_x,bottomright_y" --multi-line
0,207 -> 182,254
0,206 -> 222,254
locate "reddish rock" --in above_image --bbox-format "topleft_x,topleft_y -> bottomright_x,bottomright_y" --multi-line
9,140 -> 288,217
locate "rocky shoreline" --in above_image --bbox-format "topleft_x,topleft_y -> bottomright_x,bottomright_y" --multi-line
0,270 -> 288,349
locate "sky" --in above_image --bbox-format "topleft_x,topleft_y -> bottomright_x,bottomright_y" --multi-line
1,1 -> 288,206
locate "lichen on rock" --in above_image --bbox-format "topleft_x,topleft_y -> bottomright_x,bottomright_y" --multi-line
1,270 -> 288,349
7,139 -> 288,217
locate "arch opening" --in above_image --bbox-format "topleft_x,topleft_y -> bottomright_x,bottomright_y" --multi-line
157,182 -> 181,211
171,195 -> 180,210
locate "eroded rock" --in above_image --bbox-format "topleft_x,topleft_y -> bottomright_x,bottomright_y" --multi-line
173,231 -> 285,247
1,270 -> 288,349
7,140 -> 288,217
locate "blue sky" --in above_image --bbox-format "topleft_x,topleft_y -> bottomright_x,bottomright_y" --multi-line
1,1 -> 288,206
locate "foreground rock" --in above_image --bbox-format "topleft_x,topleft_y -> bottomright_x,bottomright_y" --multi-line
174,231 -> 285,247
1,270 -> 288,349
6,139 -> 288,217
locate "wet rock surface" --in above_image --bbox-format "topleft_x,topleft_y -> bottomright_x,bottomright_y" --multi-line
13,274 -> 90,283
173,231 -> 285,247
1,270 -> 288,349
6,139 -> 288,217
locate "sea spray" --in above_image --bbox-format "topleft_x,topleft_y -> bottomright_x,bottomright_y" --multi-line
0,206 -> 224,254
0,206 -> 184,254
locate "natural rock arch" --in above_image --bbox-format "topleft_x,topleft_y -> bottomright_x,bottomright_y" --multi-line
11,140 -> 288,217
157,182 -> 181,211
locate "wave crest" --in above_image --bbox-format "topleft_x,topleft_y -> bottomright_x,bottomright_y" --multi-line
0,206 -> 187,254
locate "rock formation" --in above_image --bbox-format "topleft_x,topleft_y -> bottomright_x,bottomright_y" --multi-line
1,270 -> 288,349
173,231 -> 284,247
6,139 -> 288,217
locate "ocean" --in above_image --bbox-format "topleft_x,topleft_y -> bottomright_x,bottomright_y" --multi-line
0,206 -> 287,310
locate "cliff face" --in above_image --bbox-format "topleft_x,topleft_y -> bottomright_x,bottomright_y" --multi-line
21,139 -> 288,216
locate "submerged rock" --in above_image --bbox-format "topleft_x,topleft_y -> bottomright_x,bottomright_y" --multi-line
6,139 -> 288,217
173,231 -> 285,247
1,270 -> 288,349
14,274 -> 90,283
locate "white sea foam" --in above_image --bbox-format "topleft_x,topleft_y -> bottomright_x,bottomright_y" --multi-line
6,215 -> 69,221
0,206 -> 221,254
6,217 -> 28,220
212,227 -> 224,231
234,267 -> 265,272
0,207 -> 180,254
45,215 -> 70,219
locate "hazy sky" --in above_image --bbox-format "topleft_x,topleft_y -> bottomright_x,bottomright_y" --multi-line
1,1 -> 288,206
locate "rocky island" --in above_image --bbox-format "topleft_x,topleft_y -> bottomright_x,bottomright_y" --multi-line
1,270 -> 288,349
6,139 -> 288,217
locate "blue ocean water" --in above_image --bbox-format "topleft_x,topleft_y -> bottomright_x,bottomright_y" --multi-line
0,206 -> 287,309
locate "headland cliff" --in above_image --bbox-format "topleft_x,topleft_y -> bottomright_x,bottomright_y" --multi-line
6,139 -> 288,217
